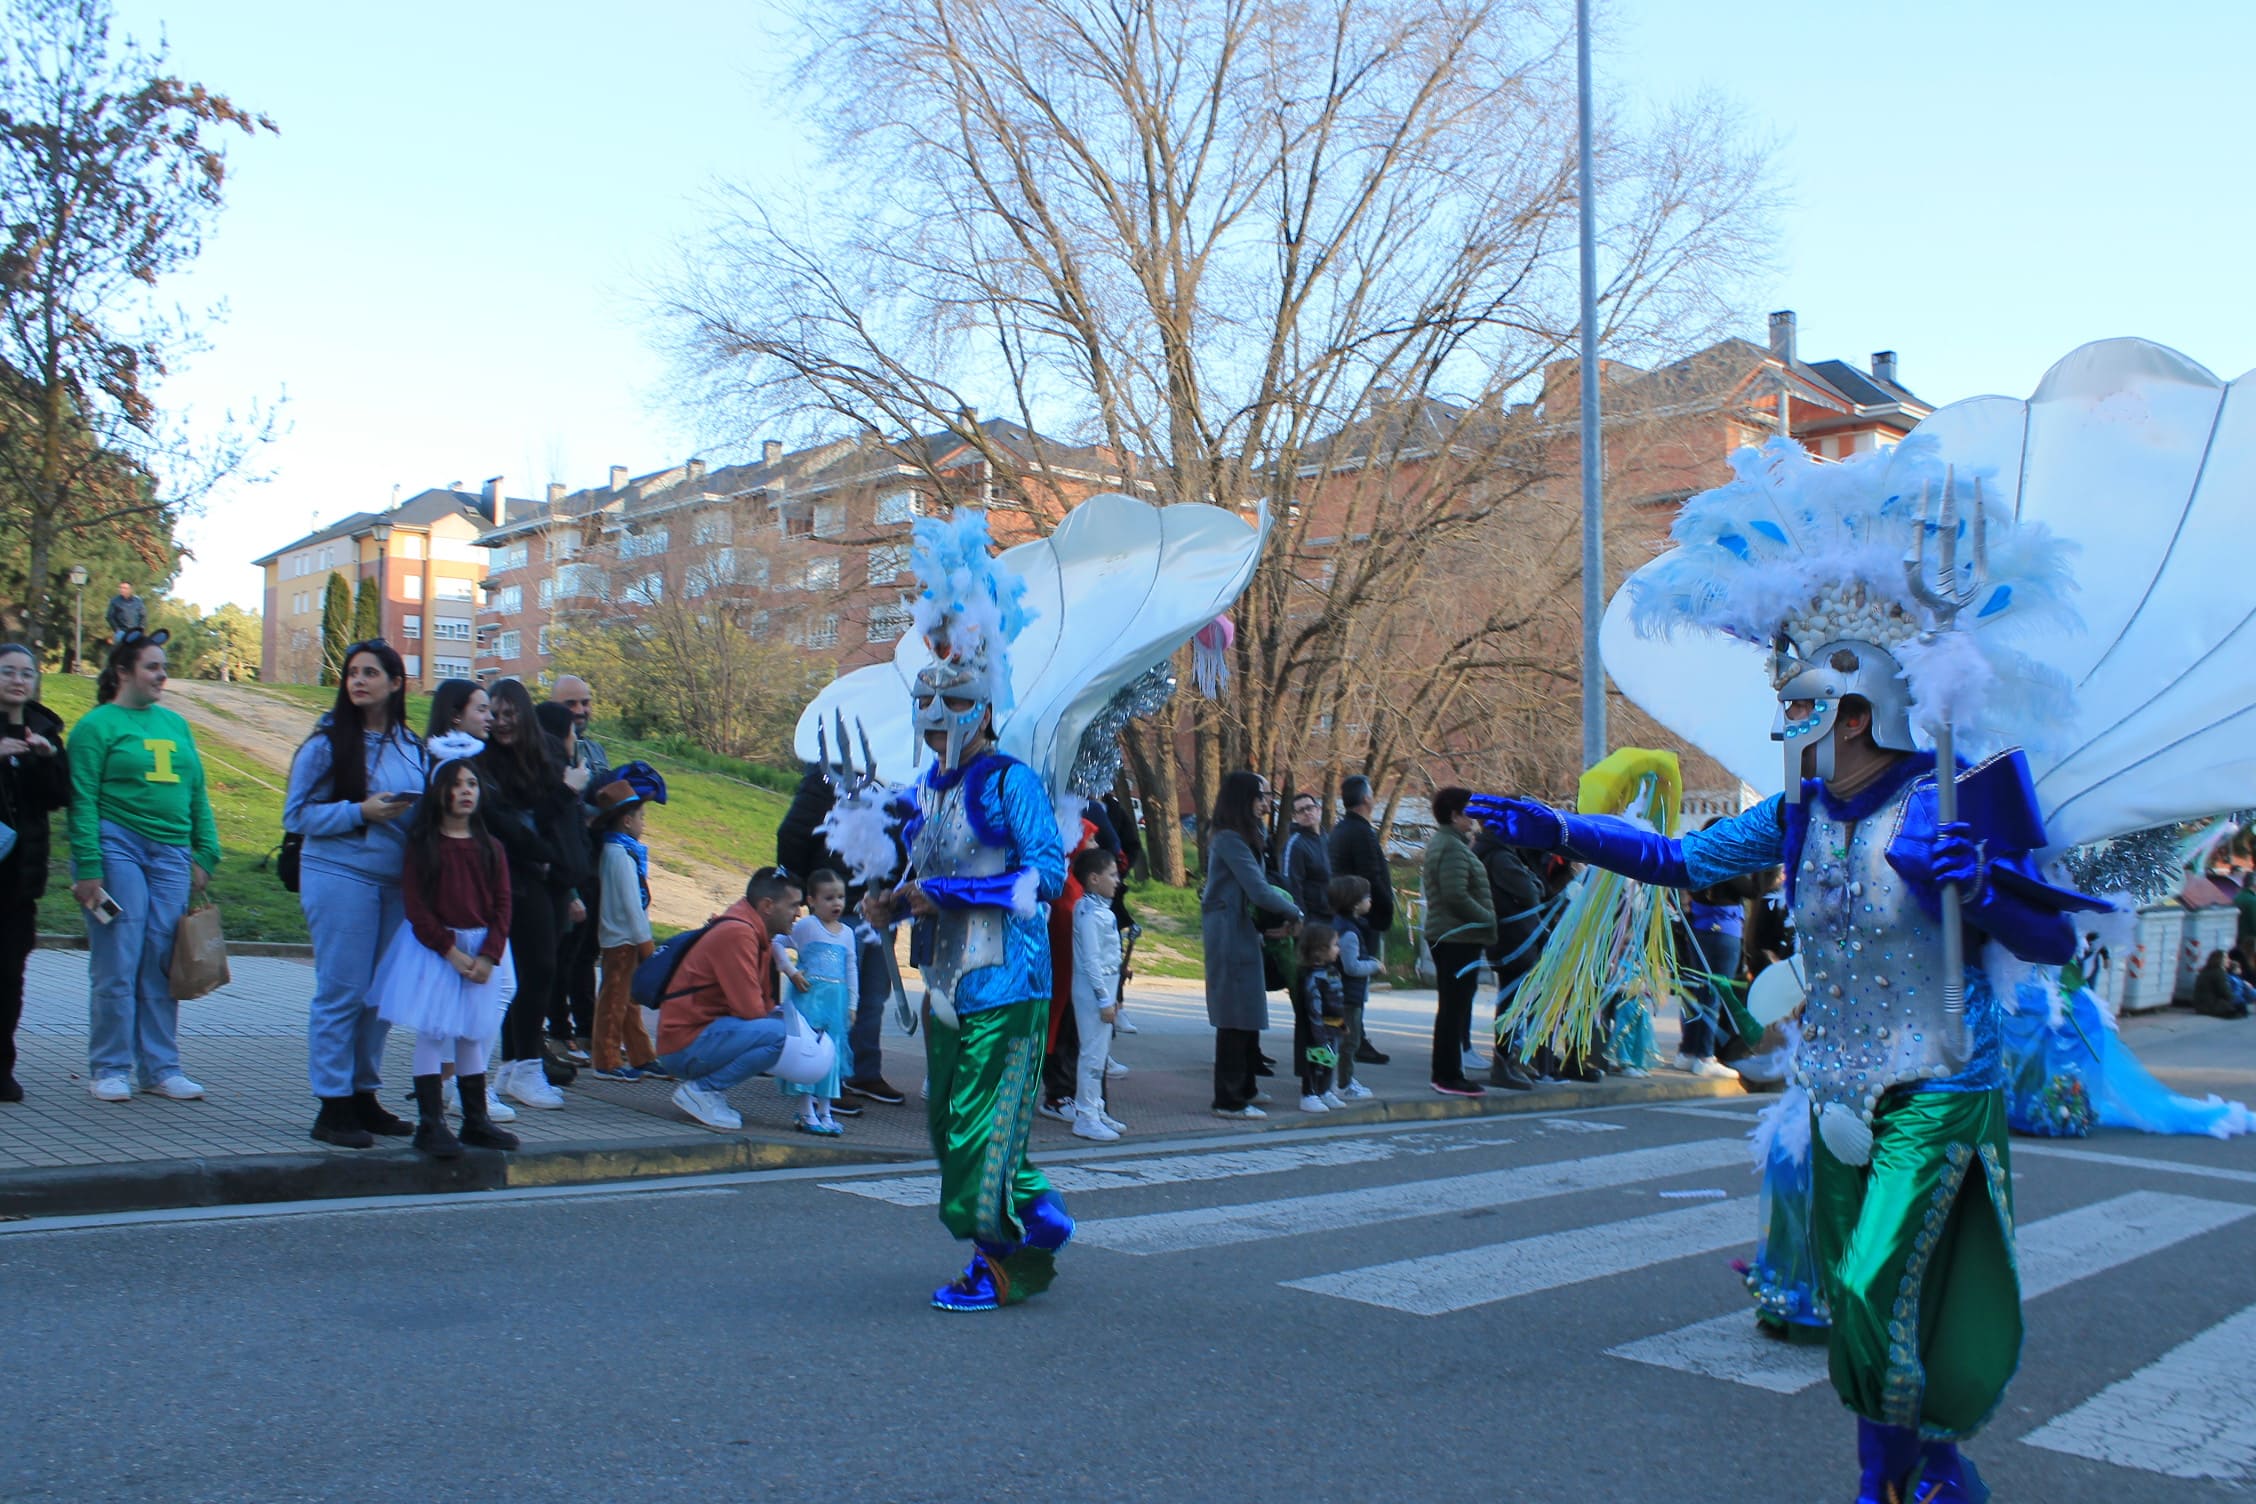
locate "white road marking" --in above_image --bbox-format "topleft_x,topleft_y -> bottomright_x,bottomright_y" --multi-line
823,1138 -> 1416,1208
2011,1142 -> 2256,1187
1605,1191 -> 2255,1391
1285,1197 -> 1756,1315
1072,1138 -> 1747,1255
1652,1104 -> 1766,1123
2022,1301 -> 2256,1481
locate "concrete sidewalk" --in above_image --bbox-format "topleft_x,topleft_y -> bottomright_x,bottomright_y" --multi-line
3,946 -> 1803,1217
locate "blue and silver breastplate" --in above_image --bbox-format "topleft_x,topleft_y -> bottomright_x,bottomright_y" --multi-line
1790,785 -> 1973,1127
909,776 -> 1009,1020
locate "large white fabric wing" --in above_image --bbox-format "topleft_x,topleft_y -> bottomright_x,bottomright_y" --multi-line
795,494 -> 1266,791
1604,337 -> 2256,852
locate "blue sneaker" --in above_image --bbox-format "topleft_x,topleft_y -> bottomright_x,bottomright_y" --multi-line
591,1065 -> 645,1082
931,1252 -> 1005,1312
1857,1419 -> 1921,1504
1910,1442 -> 1988,1503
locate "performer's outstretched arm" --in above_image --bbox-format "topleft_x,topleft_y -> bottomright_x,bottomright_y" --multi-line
1468,793 -> 1786,889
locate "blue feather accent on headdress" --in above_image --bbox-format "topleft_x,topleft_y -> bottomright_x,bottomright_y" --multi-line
905,508 -> 1035,714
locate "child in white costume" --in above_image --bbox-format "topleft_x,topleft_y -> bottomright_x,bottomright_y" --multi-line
775,868 -> 854,1135
1070,846 -> 1127,1141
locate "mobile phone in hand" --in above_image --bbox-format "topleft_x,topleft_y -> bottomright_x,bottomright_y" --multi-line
383,791 -> 417,804
91,890 -> 124,924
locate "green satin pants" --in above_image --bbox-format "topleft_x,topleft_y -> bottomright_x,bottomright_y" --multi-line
925,994 -> 1058,1301
1811,1087 -> 2021,1438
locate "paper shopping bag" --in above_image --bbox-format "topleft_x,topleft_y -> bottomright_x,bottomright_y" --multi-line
169,902 -> 232,1001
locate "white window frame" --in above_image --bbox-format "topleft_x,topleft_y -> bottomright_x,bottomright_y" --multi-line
875,488 -> 920,524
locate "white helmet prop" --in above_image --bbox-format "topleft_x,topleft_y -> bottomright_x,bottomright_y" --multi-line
904,509 -> 1033,773
1626,434 -> 2078,806
769,1006 -> 839,1086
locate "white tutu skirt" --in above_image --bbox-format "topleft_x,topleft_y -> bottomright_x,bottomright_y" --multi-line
372,923 -> 516,1044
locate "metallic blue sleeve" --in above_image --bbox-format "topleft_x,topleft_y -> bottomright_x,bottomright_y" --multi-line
998,761 -> 1068,904
1680,795 -> 1788,889
1557,814 -> 1693,888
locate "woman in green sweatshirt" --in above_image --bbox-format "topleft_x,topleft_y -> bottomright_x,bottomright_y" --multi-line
66,631 -> 221,1102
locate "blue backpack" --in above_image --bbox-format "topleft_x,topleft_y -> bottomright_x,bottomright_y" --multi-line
630,915 -> 750,1009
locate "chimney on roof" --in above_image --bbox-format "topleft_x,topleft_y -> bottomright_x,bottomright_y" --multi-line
1767,310 -> 1797,365
547,482 -> 566,506
609,465 -> 628,493
687,458 -> 707,486
762,439 -> 783,467
1871,350 -> 1899,387
482,475 -> 505,525
961,405 -> 979,425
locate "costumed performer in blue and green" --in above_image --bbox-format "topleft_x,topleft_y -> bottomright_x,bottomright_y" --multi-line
855,512 -> 1071,1313
1476,440 -> 2104,1503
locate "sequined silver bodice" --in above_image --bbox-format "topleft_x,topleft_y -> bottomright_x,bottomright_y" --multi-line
910,778 -> 1008,1013
1792,786 -> 1966,1124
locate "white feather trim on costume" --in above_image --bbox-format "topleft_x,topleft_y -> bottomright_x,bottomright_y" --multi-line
1009,867 -> 1040,920
817,786 -> 908,889
1054,793 -> 1088,860
1750,1081 -> 1811,1171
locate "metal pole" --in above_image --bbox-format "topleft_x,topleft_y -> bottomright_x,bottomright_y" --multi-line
73,586 -> 83,674
1575,0 -> 1606,769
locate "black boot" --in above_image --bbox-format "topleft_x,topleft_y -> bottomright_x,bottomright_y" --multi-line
1488,1054 -> 1537,1090
456,1073 -> 520,1151
411,1075 -> 463,1160
1354,1040 -> 1390,1065
311,1095 -> 375,1149
352,1088 -> 413,1137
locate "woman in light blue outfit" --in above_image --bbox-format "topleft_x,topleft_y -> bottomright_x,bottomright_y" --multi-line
284,640 -> 429,1149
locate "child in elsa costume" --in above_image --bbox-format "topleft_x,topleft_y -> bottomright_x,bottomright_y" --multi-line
775,868 -> 855,1135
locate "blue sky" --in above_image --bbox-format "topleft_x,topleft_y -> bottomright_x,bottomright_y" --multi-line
123,0 -> 2256,610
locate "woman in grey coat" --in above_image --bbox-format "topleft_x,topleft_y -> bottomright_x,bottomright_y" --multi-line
1204,770 -> 1301,1117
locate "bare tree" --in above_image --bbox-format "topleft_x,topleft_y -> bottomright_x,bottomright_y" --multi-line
664,0 -> 1774,877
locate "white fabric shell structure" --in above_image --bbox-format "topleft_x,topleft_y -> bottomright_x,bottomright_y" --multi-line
794,492 -> 1267,794
1601,337 -> 2256,856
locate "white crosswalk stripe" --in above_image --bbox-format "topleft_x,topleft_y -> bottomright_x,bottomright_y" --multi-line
1605,1191 -> 2256,1391
1285,1196 -> 1757,1314
823,1138 -> 1412,1208
1073,1138 -> 1746,1255
2021,1301 -> 2256,1481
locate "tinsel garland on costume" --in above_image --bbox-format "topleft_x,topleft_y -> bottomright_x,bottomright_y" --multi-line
1066,664 -> 1177,797
1496,756 -> 1689,1066
2057,808 -> 2256,905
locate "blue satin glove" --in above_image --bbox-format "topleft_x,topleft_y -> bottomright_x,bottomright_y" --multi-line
1929,821 -> 1988,900
1467,795 -> 1565,851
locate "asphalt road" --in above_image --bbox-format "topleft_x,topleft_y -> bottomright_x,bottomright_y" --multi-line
5,1100 -> 2253,1503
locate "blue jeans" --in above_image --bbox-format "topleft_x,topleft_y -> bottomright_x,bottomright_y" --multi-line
655,1016 -> 786,1093
848,918 -> 888,1082
299,861 -> 404,1099
84,820 -> 192,1086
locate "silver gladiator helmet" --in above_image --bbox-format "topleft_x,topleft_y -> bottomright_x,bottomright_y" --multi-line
1770,633 -> 1916,802
912,634 -> 1003,773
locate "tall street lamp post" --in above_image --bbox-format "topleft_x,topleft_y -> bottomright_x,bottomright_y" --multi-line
67,564 -> 88,674
370,521 -> 392,650
1575,0 -> 1606,770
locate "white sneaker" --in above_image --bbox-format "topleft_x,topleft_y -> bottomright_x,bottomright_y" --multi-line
1071,1113 -> 1120,1142
672,1081 -> 742,1131
481,1087 -> 517,1123
503,1062 -> 565,1109
1460,1048 -> 1488,1075
1250,1090 -> 1273,1106
1104,1056 -> 1129,1078
89,1074 -> 131,1102
1036,1097 -> 1075,1123
1213,1104 -> 1266,1119
1680,1054 -> 1736,1081
1299,1093 -> 1329,1113
145,1073 -> 205,1100
1342,1080 -> 1375,1100
1113,1015 -> 1139,1035
1100,1113 -> 1127,1134
1321,1089 -> 1347,1109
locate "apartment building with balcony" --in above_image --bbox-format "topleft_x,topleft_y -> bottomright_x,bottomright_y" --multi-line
254,480 -> 525,687
472,417 -> 1133,685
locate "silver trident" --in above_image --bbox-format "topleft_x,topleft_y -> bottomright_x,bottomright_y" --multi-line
1902,467 -> 1989,1026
